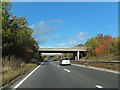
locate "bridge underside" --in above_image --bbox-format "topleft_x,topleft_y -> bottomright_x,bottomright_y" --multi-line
39,51 -> 77,53
39,51 -> 87,60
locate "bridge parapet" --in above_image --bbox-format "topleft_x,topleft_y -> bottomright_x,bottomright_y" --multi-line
38,46 -> 87,52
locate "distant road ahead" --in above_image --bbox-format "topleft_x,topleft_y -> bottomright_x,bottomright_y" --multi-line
14,61 -> 118,88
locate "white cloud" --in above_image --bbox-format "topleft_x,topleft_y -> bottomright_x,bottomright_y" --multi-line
69,40 -> 77,45
31,19 -> 63,36
39,20 -> 45,25
31,19 -> 63,44
54,40 -> 77,48
31,20 -> 88,48
76,32 -> 88,40
32,20 -> 53,36
36,36 -> 47,44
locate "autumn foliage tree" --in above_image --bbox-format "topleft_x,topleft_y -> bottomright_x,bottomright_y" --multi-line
85,34 -> 119,60
95,44 -> 103,55
85,37 -> 98,56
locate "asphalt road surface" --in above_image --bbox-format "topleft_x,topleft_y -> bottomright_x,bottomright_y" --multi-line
14,61 -> 119,88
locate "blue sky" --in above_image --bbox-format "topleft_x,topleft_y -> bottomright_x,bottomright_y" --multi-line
10,2 -> 118,48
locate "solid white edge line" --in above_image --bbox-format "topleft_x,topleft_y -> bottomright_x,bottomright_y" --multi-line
72,64 -> 119,74
13,62 -> 44,89
64,69 -> 70,72
96,85 -> 103,88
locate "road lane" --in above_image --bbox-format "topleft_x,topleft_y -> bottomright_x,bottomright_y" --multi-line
54,61 -> 119,88
16,61 -> 94,88
14,61 -> 118,88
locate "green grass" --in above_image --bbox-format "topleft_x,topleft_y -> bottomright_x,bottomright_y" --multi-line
72,61 -> 119,71
2,56 -> 38,86
85,52 -> 119,61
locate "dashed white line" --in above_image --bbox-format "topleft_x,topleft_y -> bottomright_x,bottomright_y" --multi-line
96,85 -> 103,88
64,69 -> 70,72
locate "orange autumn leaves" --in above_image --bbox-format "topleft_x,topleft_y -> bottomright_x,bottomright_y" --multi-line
95,44 -> 103,54
86,34 -> 119,56
95,35 -> 113,55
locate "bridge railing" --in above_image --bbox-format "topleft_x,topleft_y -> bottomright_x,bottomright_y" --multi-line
39,46 -> 88,49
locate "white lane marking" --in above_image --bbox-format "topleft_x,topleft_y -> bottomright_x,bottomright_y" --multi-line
13,62 -> 44,89
96,85 -> 103,88
57,65 -> 60,67
64,69 -> 70,72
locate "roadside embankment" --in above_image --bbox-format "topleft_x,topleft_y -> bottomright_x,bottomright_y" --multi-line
71,60 -> 119,71
2,56 -> 39,86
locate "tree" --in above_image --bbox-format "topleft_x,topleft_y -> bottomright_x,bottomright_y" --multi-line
2,2 -> 40,63
95,44 -> 103,55
2,2 -> 12,31
85,33 -> 119,60
85,37 -> 98,56
118,36 -> 120,55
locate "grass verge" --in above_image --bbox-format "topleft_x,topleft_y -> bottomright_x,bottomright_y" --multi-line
71,61 -> 119,71
2,56 -> 38,86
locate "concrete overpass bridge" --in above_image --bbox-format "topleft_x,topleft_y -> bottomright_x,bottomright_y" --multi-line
38,47 -> 87,60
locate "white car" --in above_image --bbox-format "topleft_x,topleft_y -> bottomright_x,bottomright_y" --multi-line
59,58 -> 71,65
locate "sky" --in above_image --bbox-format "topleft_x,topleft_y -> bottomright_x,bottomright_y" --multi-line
10,2 -> 118,48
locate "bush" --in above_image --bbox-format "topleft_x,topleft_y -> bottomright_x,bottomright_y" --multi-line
2,56 -> 37,86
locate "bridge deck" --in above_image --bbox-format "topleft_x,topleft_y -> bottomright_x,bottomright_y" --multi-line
38,47 -> 87,52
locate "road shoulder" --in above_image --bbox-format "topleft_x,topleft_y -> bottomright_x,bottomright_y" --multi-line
72,64 -> 119,74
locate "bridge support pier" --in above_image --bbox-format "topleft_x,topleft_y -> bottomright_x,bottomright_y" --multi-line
73,52 -> 76,60
77,51 -> 79,60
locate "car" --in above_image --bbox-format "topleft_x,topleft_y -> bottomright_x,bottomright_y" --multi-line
44,58 -> 49,62
59,58 -> 71,65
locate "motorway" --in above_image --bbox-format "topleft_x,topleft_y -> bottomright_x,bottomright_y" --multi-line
14,61 -> 119,88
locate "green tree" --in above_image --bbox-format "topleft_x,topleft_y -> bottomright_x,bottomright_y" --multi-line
2,2 -> 12,30
2,2 -> 40,63
85,37 -> 98,56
